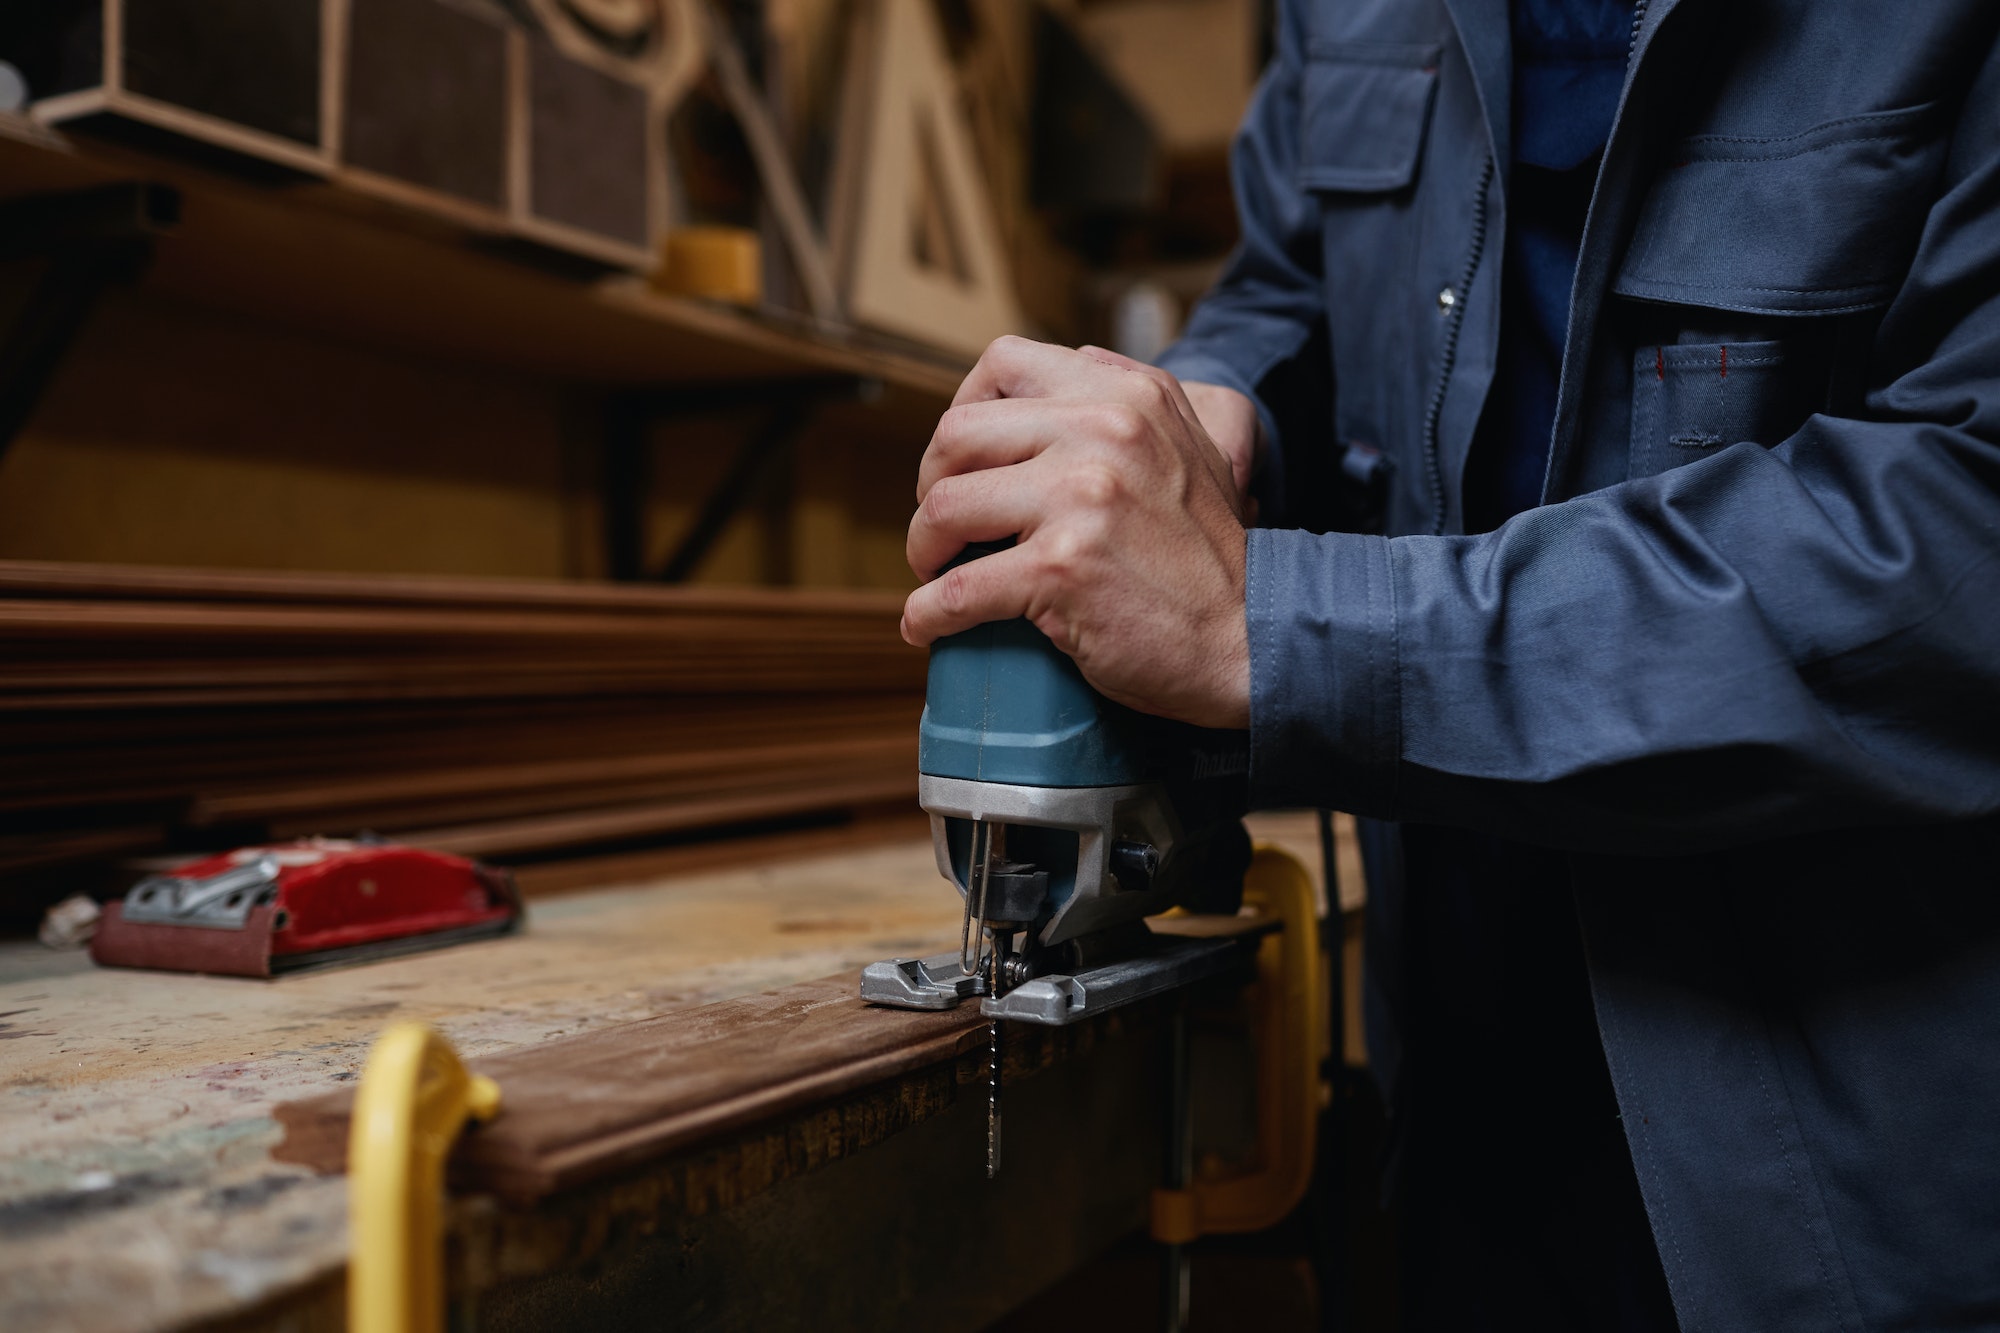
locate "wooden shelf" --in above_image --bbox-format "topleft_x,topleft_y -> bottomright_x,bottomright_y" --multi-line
0,115 -> 967,432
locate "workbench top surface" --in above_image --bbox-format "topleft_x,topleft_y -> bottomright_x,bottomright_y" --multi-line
0,838 -> 962,1333
0,815 -> 1335,1332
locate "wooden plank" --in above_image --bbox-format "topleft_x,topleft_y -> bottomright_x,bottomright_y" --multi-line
182,734 -> 915,825
392,769 -> 917,856
0,558 -> 911,619
455,1016 -> 1163,1333
273,971 -> 989,1201
0,571 -> 922,707
273,913 -> 1266,1203
505,806 -> 928,895
205,1002 -> 1166,1333
1,697 -> 919,801
0,561 -> 924,905
260,760 -> 913,843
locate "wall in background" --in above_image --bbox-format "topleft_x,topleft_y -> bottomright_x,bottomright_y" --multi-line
0,289 -> 920,589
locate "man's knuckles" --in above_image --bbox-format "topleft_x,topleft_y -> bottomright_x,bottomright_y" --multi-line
934,563 -> 977,618
984,333 -> 1038,361
927,403 -> 976,458
906,481 -> 974,578
1069,463 -> 1126,513
1114,368 -> 1177,417
1094,403 -> 1148,450
978,334 -> 1047,387
1035,523 -> 1091,590
919,473 -> 963,532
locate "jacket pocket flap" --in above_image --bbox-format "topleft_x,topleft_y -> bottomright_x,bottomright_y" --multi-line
1298,42 -> 1441,193
1614,103 -> 1949,316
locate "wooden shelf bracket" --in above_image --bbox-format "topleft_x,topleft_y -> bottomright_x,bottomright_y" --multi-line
602,373 -> 882,581
0,181 -> 179,458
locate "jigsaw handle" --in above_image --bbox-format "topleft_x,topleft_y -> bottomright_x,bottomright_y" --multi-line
919,541 -> 1150,787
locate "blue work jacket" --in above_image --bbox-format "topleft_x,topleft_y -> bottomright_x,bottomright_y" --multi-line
1159,1 -> 2000,1328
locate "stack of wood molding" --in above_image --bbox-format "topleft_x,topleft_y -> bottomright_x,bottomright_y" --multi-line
0,561 -> 924,905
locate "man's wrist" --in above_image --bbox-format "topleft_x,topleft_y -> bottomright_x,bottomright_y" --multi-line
1180,380 -> 1263,501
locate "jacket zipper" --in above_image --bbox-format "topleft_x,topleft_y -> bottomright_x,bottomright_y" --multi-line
1421,0 -> 1647,534
1421,152 -> 1495,536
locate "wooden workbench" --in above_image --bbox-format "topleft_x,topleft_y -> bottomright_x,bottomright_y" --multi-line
0,836 -> 961,1330
0,818 -> 1346,1332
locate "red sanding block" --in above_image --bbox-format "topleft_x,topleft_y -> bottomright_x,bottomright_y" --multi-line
91,839 -> 523,977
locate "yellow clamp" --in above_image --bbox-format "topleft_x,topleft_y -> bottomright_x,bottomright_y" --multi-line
348,1023 -> 501,1333
1152,844 -> 1328,1243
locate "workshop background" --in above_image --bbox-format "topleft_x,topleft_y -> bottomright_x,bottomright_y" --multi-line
0,0 -> 1263,912
0,3 -> 1384,1330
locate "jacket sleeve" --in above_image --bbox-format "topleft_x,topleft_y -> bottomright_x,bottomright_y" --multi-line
1247,50 -> 2000,853
1155,0 -> 1327,492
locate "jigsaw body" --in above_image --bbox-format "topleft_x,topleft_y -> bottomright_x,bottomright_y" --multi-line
863,548 -> 1258,1172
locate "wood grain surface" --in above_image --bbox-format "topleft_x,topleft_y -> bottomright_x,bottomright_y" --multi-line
273,970 -> 991,1201
0,560 -> 924,912
0,818 -> 1346,1331
0,836 -> 964,1332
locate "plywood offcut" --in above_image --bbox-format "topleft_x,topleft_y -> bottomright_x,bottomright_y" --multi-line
830,0 -> 1024,359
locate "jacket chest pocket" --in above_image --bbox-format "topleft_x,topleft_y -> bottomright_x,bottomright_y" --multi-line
1298,40 -> 1441,522
1617,102 -> 1947,481
1297,41 -> 1439,193
1630,341 -> 1824,480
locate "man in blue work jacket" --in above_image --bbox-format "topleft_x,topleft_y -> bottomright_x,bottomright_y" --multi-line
904,1 -> 2000,1328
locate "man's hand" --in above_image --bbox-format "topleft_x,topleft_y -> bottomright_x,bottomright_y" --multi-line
901,336 -> 1251,731
1181,379 -> 1261,504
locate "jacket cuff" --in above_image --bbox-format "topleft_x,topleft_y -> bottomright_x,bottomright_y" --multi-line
1244,527 -> 1402,816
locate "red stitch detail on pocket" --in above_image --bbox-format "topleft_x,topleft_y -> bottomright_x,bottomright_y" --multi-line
1720,345 -> 1729,379
1656,347 -> 1665,381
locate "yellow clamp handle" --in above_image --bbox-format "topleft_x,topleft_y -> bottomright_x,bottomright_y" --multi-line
1152,844 -> 1328,1242
348,1023 -> 501,1333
